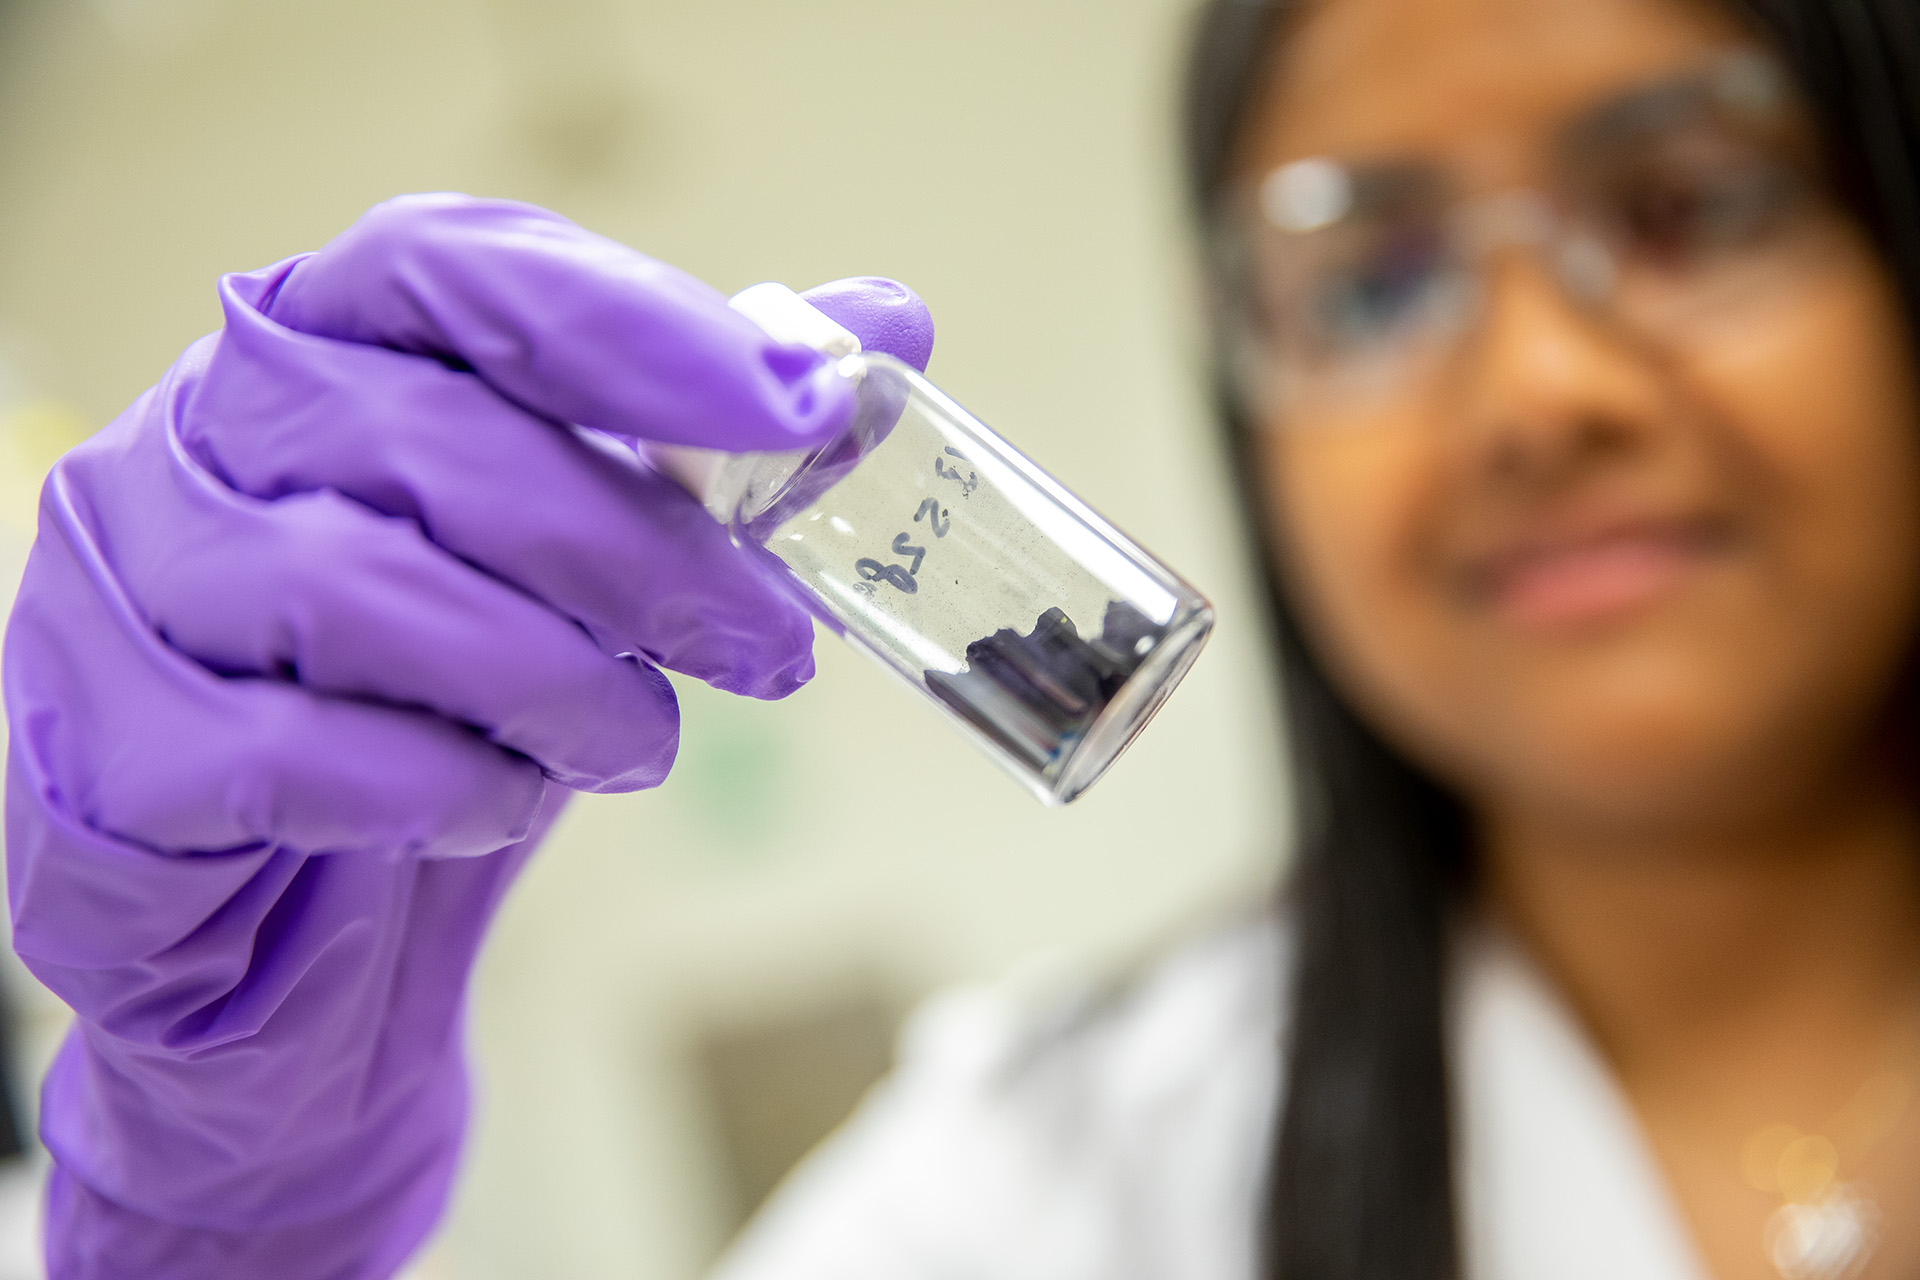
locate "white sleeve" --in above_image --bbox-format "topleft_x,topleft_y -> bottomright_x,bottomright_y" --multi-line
707,921 -> 1284,1280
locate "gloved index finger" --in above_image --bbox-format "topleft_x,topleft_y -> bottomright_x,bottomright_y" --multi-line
259,193 -> 854,453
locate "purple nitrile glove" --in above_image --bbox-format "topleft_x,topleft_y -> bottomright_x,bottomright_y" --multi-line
2,193 -> 934,1280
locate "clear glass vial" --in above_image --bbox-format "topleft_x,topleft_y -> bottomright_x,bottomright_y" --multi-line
654,284 -> 1214,805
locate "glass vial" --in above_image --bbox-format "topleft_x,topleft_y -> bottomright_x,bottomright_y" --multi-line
656,284 -> 1213,805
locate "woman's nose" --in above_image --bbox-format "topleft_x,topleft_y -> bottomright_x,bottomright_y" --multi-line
1444,250 -> 1671,494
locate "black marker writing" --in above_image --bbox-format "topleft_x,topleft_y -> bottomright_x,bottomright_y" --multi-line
933,451 -> 979,497
856,558 -> 918,595
890,533 -> 927,575
914,498 -> 951,538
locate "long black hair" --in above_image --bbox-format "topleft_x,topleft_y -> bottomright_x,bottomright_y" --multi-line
1180,2 -> 1920,1277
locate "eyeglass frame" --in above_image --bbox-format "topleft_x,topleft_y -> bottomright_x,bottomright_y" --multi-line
1208,47 -> 1854,423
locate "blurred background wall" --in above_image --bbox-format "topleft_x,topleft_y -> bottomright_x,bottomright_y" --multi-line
0,2 -> 1289,1277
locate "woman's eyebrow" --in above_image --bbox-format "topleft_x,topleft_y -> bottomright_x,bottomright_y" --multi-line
1250,49 -> 1795,208
1558,48 -> 1788,152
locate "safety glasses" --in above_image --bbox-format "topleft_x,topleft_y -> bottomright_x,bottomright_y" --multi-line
1214,50 -> 1852,420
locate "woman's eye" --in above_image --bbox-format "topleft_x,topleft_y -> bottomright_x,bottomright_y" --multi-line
1609,158 -> 1799,266
1309,227 -> 1453,348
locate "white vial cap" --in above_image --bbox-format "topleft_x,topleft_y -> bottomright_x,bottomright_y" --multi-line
646,283 -> 861,512
729,282 -> 863,356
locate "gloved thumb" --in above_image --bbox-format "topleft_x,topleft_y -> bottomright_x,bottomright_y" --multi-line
800,277 -> 935,374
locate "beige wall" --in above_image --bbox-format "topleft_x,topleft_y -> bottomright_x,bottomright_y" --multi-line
0,2 -> 1289,1277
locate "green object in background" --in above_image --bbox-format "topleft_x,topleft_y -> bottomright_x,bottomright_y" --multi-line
667,678 -> 793,855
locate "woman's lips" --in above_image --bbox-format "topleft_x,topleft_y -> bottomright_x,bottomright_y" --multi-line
1464,521 -> 1729,630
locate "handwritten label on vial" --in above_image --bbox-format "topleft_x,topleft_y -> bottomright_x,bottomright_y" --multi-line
851,452 -> 964,598
932,447 -> 978,498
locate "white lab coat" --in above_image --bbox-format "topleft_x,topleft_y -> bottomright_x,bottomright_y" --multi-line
712,916 -> 1712,1280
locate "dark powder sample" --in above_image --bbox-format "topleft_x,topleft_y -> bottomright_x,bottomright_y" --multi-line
924,600 -> 1167,774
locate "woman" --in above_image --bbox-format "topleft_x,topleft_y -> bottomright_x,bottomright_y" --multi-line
719,4 -> 1920,1274
1184,0 -> 1920,1276
5,0 -> 1918,1279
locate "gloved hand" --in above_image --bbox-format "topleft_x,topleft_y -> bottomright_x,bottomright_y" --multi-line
2,192 -> 935,1280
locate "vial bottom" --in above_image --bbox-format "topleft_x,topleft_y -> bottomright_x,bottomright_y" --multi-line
923,599 -> 1197,801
